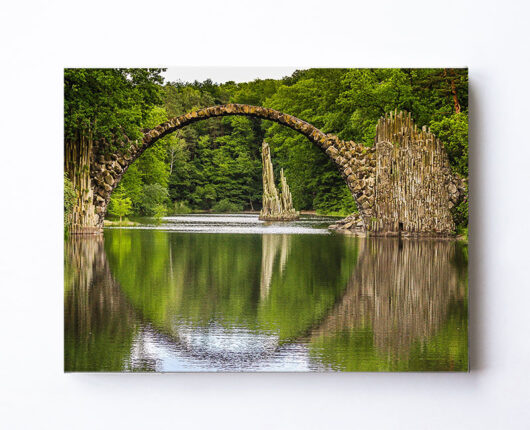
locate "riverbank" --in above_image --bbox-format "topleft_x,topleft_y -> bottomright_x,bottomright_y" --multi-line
456,228 -> 469,244
104,219 -> 140,227
329,213 -> 469,241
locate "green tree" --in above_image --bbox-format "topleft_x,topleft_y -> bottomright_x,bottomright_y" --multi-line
108,196 -> 133,223
140,184 -> 169,216
64,68 -> 164,145
430,112 -> 468,177
263,70 -> 356,214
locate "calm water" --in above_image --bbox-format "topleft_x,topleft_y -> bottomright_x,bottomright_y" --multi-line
64,214 -> 468,372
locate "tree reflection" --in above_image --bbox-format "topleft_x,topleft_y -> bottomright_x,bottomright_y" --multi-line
105,231 -> 358,344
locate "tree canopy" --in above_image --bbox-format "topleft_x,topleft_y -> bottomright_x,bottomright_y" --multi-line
64,68 -> 468,225
64,68 -> 164,145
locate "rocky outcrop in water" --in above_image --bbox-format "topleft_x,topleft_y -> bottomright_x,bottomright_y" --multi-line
259,141 -> 299,221
328,212 -> 366,235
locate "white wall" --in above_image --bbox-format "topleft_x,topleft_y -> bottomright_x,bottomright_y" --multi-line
1,0 -> 529,428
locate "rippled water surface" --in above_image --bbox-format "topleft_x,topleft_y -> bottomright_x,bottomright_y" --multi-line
107,213 -> 333,234
65,214 -> 468,372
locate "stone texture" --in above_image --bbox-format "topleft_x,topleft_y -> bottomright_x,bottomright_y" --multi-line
259,141 -> 299,221
328,212 -> 365,235
370,110 -> 462,236
330,110 -> 466,236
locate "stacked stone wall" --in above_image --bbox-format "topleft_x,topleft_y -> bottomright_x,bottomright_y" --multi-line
371,110 -> 463,236
321,135 -> 376,229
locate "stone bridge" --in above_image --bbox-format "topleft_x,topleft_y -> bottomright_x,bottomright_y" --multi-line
69,103 -> 465,236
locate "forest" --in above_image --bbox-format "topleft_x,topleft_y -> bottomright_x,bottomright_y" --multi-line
64,68 -> 468,227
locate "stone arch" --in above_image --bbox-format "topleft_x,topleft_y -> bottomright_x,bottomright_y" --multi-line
79,105 -> 464,236
90,103 -> 372,231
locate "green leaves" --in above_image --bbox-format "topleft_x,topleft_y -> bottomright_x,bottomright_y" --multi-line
430,113 -> 469,176
263,71 -> 357,212
64,68 -> 164,145
139,184 -> 169,217
108,196 -> 133,219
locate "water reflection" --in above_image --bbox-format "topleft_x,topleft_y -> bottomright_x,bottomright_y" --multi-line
260,234 -> 291,299
310,239 -> 468,371
64,219 -> 467,372
64,237 -> 137,371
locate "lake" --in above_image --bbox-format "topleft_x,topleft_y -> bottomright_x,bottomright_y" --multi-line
64,214 -> 468,372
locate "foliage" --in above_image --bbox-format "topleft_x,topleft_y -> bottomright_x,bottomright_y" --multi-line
430,112 -> 468,177
171,201 -> 192,214
64,68 -> 164,146
313,177 -> 357,216
452,199 -> 469,229
211,198 -> 243,213
64,173 -> 76,232
139,184 -> 169,216
152,204 -> 168,221
263,69 -> 354,212
108,195 -> 132,222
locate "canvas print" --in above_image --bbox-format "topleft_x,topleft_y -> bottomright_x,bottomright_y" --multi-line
64,68 -> 468,372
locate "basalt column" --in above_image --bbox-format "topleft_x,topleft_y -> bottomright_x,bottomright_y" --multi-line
65,138 -> 102,234
279,169 -> 298,219
371,111 -> 464,236
259,141 -> 299,221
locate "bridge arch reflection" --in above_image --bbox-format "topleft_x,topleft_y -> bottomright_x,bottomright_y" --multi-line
64,233 -> 467,371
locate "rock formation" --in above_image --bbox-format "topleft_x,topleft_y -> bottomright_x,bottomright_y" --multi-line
328,212 -> 365,235
327,110 -> 466,236
279,169 -> 297,216
259,141 -> 299,221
